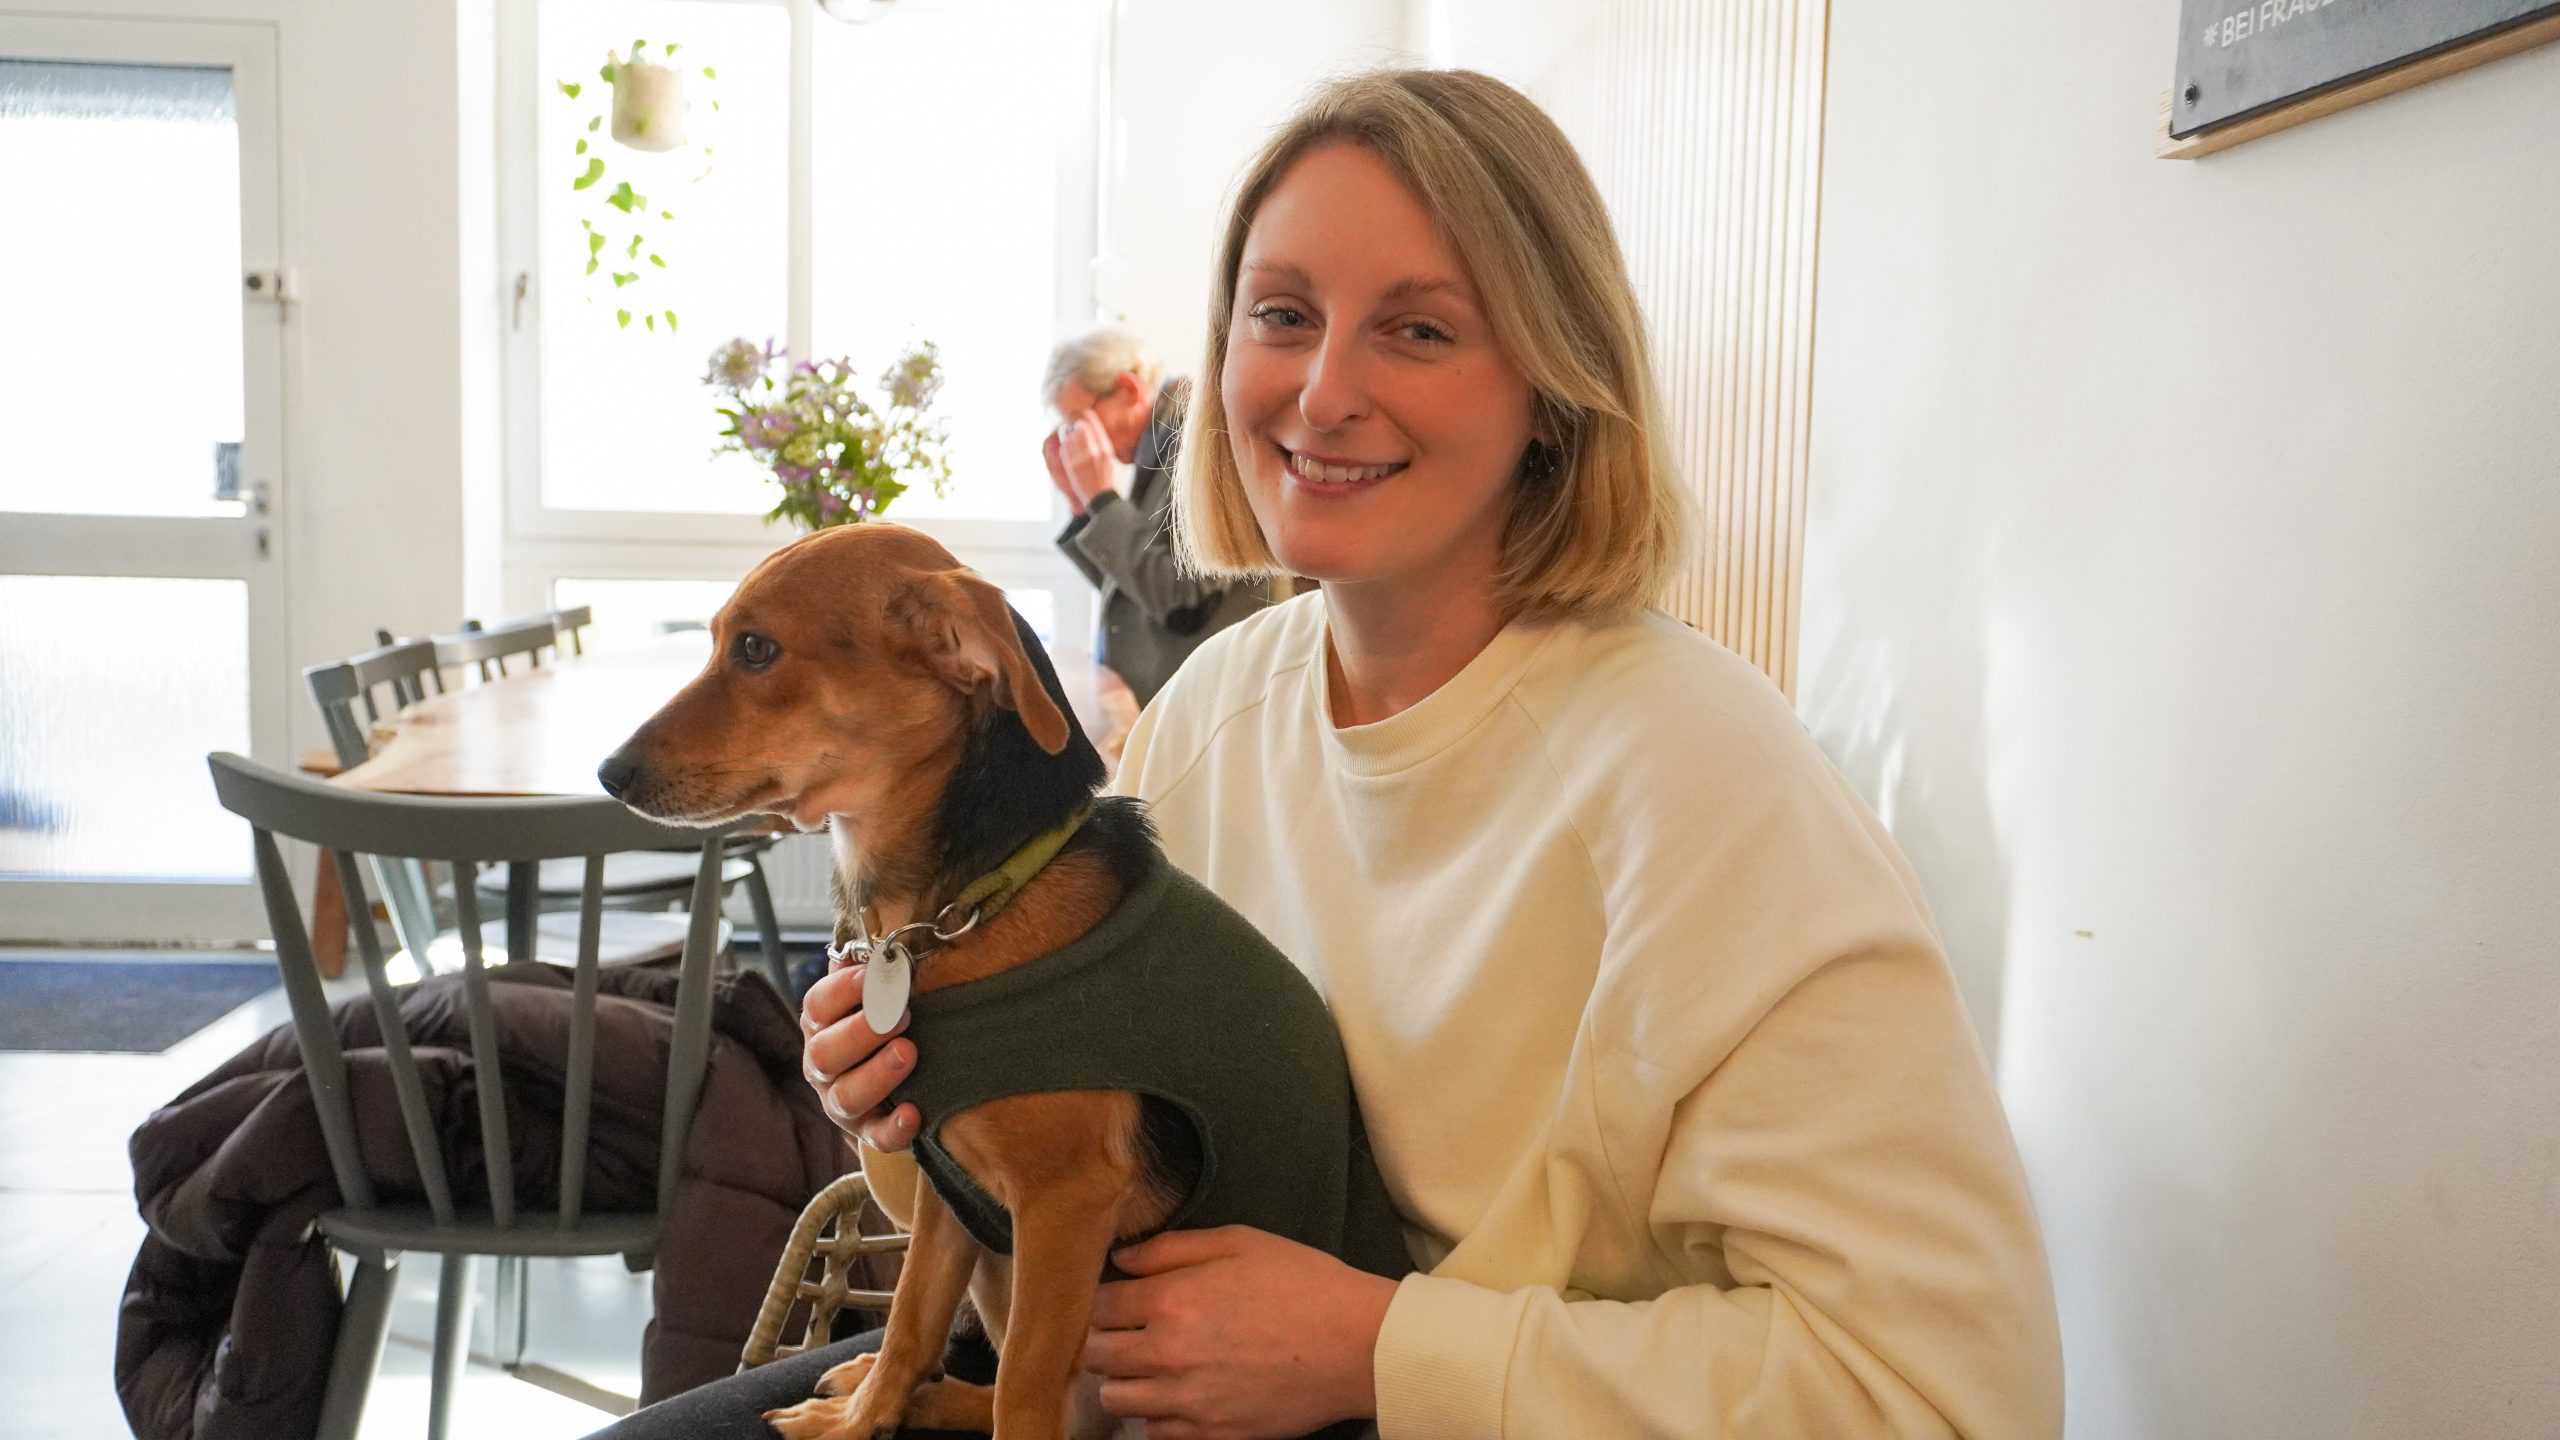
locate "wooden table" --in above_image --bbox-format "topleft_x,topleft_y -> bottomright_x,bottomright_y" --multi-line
337,631 -> 1111,797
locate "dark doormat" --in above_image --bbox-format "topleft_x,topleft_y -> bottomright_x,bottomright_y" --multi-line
0,956 -> 278,1054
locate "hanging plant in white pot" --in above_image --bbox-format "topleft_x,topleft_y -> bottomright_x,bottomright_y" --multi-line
556,38 -> 718,332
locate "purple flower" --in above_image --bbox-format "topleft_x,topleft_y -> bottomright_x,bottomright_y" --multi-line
816,493 -> 847,520
774,463 -> 811,485
738,408 -> 797,451
880,342 -> 943,411
704,337 -> 778,392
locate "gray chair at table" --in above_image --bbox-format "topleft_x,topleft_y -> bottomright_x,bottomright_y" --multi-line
432,615 -> 558,684
208,751 -> 738,1440
549,603 -> 594,655
304,640 -> 450,964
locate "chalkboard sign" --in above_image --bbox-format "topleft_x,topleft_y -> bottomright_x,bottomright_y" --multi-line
2171,0 -> 2560,137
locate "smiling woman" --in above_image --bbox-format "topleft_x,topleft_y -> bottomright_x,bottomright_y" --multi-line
582,66 -> 2061,1440
1090,68 -> 2064,1438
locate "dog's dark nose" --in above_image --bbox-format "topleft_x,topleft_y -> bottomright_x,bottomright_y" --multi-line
597,752 -> 640,800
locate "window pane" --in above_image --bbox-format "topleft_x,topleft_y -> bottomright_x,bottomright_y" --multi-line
1006,588 -> 1056,649
0,61 -> 246,518
551,576 -> 738,650
552,576 -> 1054,649
811,0 -> 1085,523
537,1 -> 788,514
0,577 -> 250,881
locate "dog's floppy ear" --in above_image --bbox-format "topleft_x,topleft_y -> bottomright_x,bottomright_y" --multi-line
893,568 -> 1071,755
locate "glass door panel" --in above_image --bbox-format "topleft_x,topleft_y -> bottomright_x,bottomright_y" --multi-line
0,577 -> 251,882
0,59 -> 246,518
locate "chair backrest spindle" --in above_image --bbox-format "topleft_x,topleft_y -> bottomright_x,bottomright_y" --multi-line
445,861 -> 518,1226
433,617 -> 557,685
655,846 -> 727,1222
248,827 -> 380,1213
551,604 -> 594,657
329,845 -> 459,1224
558,853 -> 607,1227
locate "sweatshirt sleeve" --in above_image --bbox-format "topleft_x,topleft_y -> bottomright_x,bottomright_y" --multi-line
1373,666 -> 2064,1439
1371,938 -> 2064,1439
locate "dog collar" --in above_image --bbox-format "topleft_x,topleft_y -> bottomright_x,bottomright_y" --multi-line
827,806 -> 1093,1034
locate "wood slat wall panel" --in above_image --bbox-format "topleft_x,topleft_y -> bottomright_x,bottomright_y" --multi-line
1531,0 -> 1828,696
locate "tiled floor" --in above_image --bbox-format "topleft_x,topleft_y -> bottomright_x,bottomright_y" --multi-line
0,951 -> 656,1440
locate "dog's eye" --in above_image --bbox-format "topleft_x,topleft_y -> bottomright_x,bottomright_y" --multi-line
734,633 -> 779,670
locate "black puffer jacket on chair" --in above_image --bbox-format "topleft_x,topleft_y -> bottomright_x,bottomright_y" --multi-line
116,962 -> 858,1440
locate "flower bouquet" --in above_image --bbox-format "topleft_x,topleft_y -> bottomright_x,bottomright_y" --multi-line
705,337 -> 954,529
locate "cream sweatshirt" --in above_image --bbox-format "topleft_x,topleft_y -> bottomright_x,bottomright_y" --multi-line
1106,595 -> 2063,1439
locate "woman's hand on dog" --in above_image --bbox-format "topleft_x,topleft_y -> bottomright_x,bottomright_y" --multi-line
1083,1225 -> 1398,1440
800,961 -> 921,1151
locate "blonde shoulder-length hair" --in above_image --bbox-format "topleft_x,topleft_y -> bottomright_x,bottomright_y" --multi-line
1174,67 -> 1690,620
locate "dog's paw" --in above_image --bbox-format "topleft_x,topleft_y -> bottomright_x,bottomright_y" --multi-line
814,1352 -> 877,1399
762,1393 -> 866,1440
765,1357 -> 910,1440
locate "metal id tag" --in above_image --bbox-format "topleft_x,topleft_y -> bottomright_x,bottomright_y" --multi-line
862,939 -> 913,1035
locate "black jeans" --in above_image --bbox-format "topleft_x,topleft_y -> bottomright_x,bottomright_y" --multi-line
579,1328 -> 998,1440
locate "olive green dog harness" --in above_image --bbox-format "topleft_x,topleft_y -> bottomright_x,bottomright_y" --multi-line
884,846 -> 1412,1280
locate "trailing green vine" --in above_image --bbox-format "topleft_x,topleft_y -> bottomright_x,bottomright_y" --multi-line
556,38 -> 719,332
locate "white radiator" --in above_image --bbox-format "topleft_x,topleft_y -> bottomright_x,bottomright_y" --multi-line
735,832 -> 837,931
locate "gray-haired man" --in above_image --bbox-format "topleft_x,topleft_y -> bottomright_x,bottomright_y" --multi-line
1043,327 -> 1270,707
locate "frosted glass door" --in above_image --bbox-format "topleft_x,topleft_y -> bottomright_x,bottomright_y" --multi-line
0,20 -> 286,943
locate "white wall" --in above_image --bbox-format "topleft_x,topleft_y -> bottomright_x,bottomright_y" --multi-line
1096,0 -> 1412,383
1806,4 -> 2560,1435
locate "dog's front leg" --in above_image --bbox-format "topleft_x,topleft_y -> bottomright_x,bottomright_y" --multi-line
767,1180 -> 983,1440
993,1176 -> 1125,1440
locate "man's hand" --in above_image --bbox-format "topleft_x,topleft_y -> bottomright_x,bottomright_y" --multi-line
1054,411 -> 1118,511
1042,426 -> 1086,517
800,957 -> 921,1152
1083,1226 -> 1399,1440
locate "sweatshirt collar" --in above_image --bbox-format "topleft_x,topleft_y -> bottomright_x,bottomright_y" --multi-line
1313,605 -> 1555,777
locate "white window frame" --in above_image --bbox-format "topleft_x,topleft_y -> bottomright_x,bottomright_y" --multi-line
492,0 -> 1104,639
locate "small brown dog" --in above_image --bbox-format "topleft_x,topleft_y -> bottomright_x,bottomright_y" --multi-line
601,524 -> 1406,1440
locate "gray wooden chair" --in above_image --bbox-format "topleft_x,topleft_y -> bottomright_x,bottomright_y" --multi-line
308,638 -> 446,759
305,641 -> 451,965
550,604 -> 594,655
433,616 -> 558,683
208,751 -> 740,1440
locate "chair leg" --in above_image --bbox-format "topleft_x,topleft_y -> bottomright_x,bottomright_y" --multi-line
739,855 -> 792,998
428,1253 -> 476,1440
315,1252 -> 399,1440
493,1254 -> 531,1368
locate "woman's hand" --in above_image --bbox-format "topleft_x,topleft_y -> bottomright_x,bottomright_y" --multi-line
1083,1226 -> 1399,1440
799,959 -> 920,1151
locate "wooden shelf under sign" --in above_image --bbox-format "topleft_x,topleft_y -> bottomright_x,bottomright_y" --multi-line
2160,7 -> 2560,158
